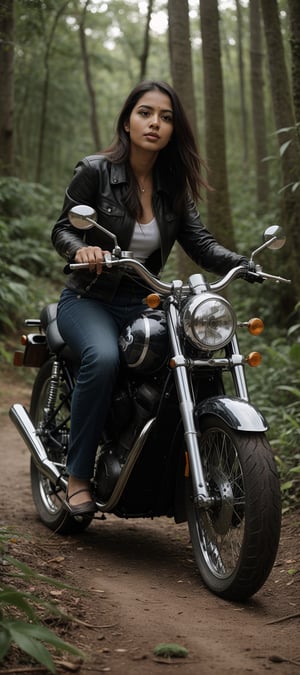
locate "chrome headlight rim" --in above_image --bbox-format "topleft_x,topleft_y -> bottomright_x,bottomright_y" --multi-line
182,293 -> 236,351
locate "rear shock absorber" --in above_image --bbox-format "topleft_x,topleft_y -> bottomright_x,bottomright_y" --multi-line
42,360 -> 61,424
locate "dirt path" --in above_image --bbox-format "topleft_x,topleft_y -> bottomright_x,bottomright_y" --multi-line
1,370 -> 300,674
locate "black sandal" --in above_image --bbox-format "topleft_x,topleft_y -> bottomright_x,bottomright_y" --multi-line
66,488 -> 97,516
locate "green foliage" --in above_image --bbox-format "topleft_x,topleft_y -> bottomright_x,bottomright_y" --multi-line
0,528 -> 84,672
0,176 -> 48,216
153,643 -> 188,658
274,123 -> 300,194
243,312 -> 300,512
0,177 -> 63,339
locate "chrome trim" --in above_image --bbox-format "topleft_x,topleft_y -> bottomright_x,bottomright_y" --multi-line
9,404 -> 66,489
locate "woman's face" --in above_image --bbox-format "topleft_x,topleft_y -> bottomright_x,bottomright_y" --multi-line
124,89 -> 174,154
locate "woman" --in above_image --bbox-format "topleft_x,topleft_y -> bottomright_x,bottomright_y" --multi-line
52,79 -> 251,515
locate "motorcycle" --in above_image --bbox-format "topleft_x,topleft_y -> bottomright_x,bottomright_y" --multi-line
9,205 -> 290,601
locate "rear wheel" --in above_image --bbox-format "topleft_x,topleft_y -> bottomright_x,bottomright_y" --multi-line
30,359 -> 93,534
186,416 -> 281,601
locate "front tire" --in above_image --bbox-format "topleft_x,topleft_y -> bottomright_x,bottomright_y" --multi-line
186,416 -> 281,601
30,359 -> 93,534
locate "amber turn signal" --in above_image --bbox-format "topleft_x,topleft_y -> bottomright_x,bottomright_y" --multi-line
20,334 -> 28,346
146,293 -> 161,309
246,351 -> 262,367
248,318 -> 264,335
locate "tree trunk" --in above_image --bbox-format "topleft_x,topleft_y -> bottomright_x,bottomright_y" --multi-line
287,0 -> 300,122
261,0 -> 300,317
168,0 -> 200,279
235,0 -> 248,169
139,0 -> 153,80
0,0 -> 14,176
79,0 -> 101,150
199,0 -> 235,250
249,0 -> 269,211
36,1 -> 70,183
168,0 -> 198,137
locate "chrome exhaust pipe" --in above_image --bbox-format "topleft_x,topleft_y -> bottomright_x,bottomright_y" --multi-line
9,403 -> 66,489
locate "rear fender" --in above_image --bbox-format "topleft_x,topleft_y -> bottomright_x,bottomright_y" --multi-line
195,396 -> 268,432
17,334 -> 49,368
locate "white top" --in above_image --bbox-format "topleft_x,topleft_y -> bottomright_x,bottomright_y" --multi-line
129,217 -> 161,263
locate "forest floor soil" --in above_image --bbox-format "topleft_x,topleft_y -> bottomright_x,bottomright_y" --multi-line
0,366 -> 299,675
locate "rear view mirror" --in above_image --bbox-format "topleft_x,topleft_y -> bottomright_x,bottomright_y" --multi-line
263,225 -> 286,250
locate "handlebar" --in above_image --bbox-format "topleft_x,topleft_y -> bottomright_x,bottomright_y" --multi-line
69,256 -> 177,294
68,256 -> 291,295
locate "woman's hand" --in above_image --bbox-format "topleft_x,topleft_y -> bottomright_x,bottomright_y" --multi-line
75,246 -> 106,275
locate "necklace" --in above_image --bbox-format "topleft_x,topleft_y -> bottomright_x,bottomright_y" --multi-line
137,174 -> 152,194
137,175 -> 151,193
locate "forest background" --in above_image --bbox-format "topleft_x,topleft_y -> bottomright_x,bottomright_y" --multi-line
0,0 -> 300,508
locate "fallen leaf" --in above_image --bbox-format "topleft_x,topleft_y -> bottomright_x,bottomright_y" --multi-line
49,556 -> 65,563
54,658 -> 82,671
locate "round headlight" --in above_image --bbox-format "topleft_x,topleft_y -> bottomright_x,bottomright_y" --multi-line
182,294 -> 236,350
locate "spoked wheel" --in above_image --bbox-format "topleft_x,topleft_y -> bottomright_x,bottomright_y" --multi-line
30,359 -> 93,534
186,416 -> 281,601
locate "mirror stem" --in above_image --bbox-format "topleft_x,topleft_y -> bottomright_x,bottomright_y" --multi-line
250,236 -> 277,262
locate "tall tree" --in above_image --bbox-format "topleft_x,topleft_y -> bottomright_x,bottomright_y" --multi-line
35,0 -> 71,183
139,0 -> 154,80
0,0 -> 14,176
249,0 -> 269,210
168,0 -> 198,137
79,0 -> 101,149
235,0 -> 248,168
287,0 -> 300,122
199,0 -> 236,250
261,0 -> 300,316
168,0 -> 199,278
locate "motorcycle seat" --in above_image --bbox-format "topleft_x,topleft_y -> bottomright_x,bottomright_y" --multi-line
39,303 -> 77,362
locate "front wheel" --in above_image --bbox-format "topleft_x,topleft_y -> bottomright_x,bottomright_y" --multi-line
185,417 -> 281,601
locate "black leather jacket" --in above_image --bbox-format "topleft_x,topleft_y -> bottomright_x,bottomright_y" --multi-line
52,154 -> 247,300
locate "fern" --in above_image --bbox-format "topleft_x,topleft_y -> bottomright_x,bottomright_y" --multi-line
0,528 -> 85,672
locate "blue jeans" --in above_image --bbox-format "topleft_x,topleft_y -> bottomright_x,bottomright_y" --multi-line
57,287 -> 146,480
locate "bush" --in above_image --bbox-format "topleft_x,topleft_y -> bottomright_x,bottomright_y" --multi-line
0,177 -> 63,337
244,315 -> 300,512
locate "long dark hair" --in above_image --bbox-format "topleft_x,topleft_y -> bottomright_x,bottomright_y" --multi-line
103,80 -> 209,218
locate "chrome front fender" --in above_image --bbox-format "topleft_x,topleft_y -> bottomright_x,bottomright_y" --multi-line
195,396 -> 268,432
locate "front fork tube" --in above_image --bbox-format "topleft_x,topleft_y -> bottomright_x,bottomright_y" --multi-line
227,335 -> 249,401
167,301 -> 212,508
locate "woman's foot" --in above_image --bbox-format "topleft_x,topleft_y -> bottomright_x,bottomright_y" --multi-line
66,478 -> 97,515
